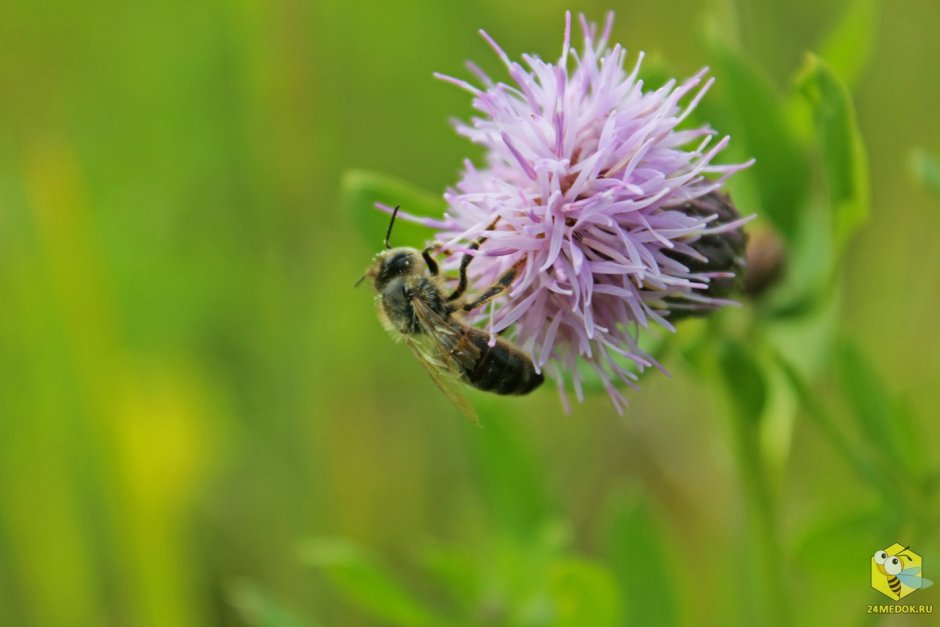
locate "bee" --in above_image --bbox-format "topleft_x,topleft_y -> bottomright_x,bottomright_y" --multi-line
873,546 -> 934,599
357,206 -> 543,422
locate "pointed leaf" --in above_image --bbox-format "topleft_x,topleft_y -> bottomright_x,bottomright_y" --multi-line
299,538 -> 445,627
791,508 -> 885,624
416,542 -> 481,614
836,341 -> 924,481
775,353 -> 900,504
228,582 -> 312,627
464,404 -> 552,540
605,494 -> 678,627
795,55 -> 870,256
548,558 -> 622,627
342,169 -> 446,248
706,36 -> 809,242
819,0 -> 880,87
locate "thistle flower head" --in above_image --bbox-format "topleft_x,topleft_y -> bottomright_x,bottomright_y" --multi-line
387,12 -> 753,413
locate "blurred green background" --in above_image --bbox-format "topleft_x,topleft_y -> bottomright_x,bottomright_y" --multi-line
2,0 -> 939,625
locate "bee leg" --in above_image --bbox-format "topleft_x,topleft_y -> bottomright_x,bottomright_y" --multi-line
421,242 -> 441,275
447,239 -> 483,301
461,259 -> 525,313
448,218 -> 500,302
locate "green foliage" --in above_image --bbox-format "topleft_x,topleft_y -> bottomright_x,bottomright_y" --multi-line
301,527 -> 628,626
718,339 -> 768,424
705,34 -> 809,243
837,340 -> 928,483
299,538 -> 446,627
298,414 -> 626,626
465,405 -> 553,539
229,582 -> 313,627
547,558 -> 622,627
790,508 -> 885,626
605,496 -> 679,627
416,542 -> 483,616
343,169 -> 445,248
819,0 -> 881,87
795,54 -> 870,256
775,353 -> 897,503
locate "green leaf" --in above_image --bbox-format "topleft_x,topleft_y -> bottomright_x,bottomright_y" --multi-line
775,352 -> 900,504
464,405 -> 552,540
341,169 -> 446,248
910,148 -> 940,195
795,54 -> 870,256
548,558 -> 622,627
836,341 -> 925,481
228,581 -> 312,627
416,542 -> 481,615
718,339 -> 767,423
818,0 -> 881,87
706,35 -> 809,242
298,538 -> 446,627
605,494 -> 678,627
793,508 -> 884,581
763,277 -> 840,381
790,508 -> 887,626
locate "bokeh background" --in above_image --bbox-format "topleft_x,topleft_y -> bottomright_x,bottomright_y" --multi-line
1,0 -> 939,626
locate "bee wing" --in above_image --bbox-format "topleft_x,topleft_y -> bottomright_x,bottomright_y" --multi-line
898,568 -> 933,589
404,336 -> 479,425
405,295 -> 482,424
411,295 -> 481,364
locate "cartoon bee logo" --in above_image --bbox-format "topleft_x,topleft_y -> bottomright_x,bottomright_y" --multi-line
871,544 -> 934,600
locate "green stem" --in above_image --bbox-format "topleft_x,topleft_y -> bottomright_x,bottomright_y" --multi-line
717,340 -> 787,627
728,405 -> 787,627
775,356 -> 889,494
775,353 -> 931,525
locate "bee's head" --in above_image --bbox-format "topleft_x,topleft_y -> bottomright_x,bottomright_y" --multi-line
366,247 -> 422,290
355,205 -> 422,290
873,547 -> 912,577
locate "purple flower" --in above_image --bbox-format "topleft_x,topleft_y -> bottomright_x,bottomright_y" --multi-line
384,11 -> 753,413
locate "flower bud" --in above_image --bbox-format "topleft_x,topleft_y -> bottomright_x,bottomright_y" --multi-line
663,191 -> 748,320
743,226 -> 786,298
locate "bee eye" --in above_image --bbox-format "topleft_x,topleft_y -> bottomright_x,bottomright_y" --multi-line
873,551 -> 888,565
383,252 -> 413,277
885,556 -> 903,576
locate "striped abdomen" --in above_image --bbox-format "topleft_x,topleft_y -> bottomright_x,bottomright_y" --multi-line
888,576 -> 902,597
458,327 -> 543,395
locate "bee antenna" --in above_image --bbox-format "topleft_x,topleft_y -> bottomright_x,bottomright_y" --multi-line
384,205 -> 401,250
353,273 -> 367,288
888,545 -> 913,561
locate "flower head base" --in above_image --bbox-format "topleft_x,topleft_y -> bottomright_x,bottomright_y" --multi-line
388,12 -> 753,413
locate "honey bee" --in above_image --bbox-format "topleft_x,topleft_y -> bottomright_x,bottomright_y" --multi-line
357,206 -> 543,422
873,546 -> 934,599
